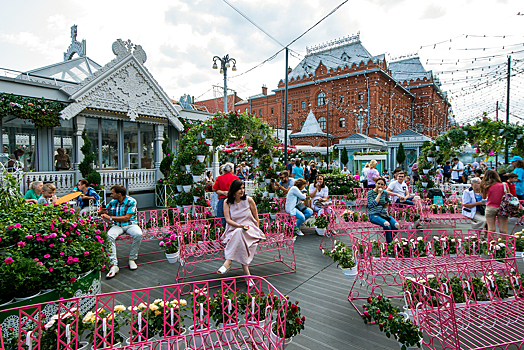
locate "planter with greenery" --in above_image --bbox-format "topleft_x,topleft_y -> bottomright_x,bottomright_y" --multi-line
314,214 -> 328,235
159,232 -> 179,263
79,129 -> 102,190
0,93 -> 67,129
323,241 -> 357,280
271,298 -> 305,345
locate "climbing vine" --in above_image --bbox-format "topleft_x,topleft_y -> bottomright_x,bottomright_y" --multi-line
0,93 -> 67,129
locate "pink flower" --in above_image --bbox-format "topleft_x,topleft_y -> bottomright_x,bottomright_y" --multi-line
34,258 -> 39,262
7,225 -> 14,230
83,252 -> 89,256
49,244 -> 54,248
4,257 -> 14,265
60,252 -> 65,256
25,235 -> 33,239
17,241 -> 25,247
14,224 -> 21,229
49,267 -> 53,272
44,254 -> 51,259
37,262 -> 43,267
70,277 -> 77,283
59,238 -> 64,242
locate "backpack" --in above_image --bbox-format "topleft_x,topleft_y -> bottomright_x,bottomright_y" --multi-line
304,166 -> 310,180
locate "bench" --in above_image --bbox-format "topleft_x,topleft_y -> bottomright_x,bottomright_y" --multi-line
400,258 -> 524,350
415,198 -> 469,228
176,213 -> 296,283
347,229 -> 516,314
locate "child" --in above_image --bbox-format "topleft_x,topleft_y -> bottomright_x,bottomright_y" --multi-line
505,173 -> 519,197
435,169 -> 443,184
37,183 -> 58,205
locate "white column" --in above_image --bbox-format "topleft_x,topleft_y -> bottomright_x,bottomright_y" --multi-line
154,124 -> 164,181
213,149 -> 220,178
74,116 -> 86,183
338,148 -> 341,168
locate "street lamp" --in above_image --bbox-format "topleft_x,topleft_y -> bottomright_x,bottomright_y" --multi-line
353,106 -> 368,134
212,54 -> 237,113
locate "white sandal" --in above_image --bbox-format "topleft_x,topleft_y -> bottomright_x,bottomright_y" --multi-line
217,265 -> 231,275
106,266 -> 119,278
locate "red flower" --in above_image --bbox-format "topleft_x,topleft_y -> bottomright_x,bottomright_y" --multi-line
376,310 -> 380,314
295,317 -> 301,324
290,304 -> 297,313
301,316 -> 305,321
387,314 -> 393,320
367,297 -> 372,303
70,277 -> 77,283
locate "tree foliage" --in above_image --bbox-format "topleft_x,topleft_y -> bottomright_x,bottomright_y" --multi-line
341,146 -> 349,167
397,143 -> 406,168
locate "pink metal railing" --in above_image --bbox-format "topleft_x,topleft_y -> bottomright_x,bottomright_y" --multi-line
400,258 -> 524,350
414,198 -> 470,228
347,229 -> 516,314
176,213 -> 296,283
0,276 -> 287,350
353,188 -> 368,205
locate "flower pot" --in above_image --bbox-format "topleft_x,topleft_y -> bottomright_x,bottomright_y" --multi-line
185,165 -> 191,172
14,290 -> 42,302
125,336 -> 155,350
196,155 -> 206,163
423,169 -> 430,174
340,266 -> 358,281
192,175 -> 201,182
516,251 -> 524,262
292,237 -> 297,243
91,342 -> 121,350
518,134 -> 522,140
270,322 -> 292,348
276,171 -> 281,175
499,128 -> 504,134
205,138 -> 213,145
183,185 -> 192,193
270,213 -> 277,220
160,328 -> 187,350
193,196 -> 200,203
0,298 -> 14,308
268,193 -> 275,198
464,131 -> 468,136
397,341 -> 421,350
422,182 -> 428,187
188,325 -> 211,349
435,146 -> 440,151
315,227 -> 327,236
427,157 -> 434,162
176,185 -> 183,192
263,192 -> 268,198
272,158 -> 280,163
165,251 -> 179,263
265,179 -> 271,184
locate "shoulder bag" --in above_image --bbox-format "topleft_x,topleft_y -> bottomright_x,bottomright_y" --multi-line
499,182 -> 521,217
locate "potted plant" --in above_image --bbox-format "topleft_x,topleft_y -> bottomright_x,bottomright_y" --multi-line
189,287 -> 211,348
238,291 -> 268,326
323,241 -> 357,280
269,202 -> 280,220
82,306 -> 130,349
159,233 -> 179,263
190,161 -> 206,182
267,183 -> 276,198
191,182 -> 206,203
314,214 -> 329,236
427,151 -> 435,162
179,173 -> 194,192
515,230 -> 524,261
388,314 -> 423,349
271,299 -> 305,347
155,299 -> 189,349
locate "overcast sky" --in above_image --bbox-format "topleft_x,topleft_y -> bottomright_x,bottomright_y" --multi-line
0,0 -> 522,123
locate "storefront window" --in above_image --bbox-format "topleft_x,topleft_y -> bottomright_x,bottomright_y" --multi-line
84,118 -> 99,169
141,123 -> 154,169
53,119 -> 75,170
123,121 -> 139,169
101,120 -> 118,169
1,118 -> 36,171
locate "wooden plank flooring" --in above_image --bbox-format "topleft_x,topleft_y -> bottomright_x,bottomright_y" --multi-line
102,220 -> 521,350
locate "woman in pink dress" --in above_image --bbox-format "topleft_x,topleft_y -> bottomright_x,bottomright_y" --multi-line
217,179 -> 266,285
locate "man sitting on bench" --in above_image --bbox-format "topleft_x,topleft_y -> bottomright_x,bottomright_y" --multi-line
386,171 -> 414,205
100,185 -> 143,278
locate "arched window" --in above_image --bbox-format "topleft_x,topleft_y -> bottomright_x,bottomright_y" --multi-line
318,117 -> 326,130
339,117 -> 346,128
301,121 -> 305,128
317,92 -> 326,106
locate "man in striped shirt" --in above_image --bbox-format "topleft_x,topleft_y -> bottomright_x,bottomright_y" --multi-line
100,185 -> 143,278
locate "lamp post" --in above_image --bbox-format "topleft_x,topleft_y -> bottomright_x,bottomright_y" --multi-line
211,54 -> 236,178
212,54 -> 237,113
353,106 -> 368,134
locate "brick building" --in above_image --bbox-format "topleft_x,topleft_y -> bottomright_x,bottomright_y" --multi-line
248,33 -> 451,146
193,92 -> 243,114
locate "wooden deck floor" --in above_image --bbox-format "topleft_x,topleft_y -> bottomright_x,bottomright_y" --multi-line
102,220 -> 521,350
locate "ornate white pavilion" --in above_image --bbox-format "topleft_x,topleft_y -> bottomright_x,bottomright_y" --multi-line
0,26 -> 209,207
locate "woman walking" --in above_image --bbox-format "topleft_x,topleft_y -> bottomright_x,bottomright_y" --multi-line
480,170 -> 508,235
213,163 -> 239,226
367,178 -> 399,243
217,180 -> 266,286
366,160 -> 380,189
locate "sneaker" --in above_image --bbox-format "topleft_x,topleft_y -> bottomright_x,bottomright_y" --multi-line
297,230 -> 305,236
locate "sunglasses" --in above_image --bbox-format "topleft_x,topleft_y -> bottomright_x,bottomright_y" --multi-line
280,177 -> 286,179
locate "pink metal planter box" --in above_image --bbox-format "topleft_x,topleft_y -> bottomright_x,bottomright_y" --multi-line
348,229 -> 516,314
176,213 -> 296,283
400,258 -> 524,350
0,276 -> 288,350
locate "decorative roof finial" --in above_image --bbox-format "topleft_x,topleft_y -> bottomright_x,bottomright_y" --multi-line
64,24 -> 86,61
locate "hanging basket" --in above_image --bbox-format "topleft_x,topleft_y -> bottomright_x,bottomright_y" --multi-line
435,146 -> 440,151
183,185 -> 192,193
205,138 -> 213,146
427,157 -> 434,162
185,165 -> 191,172
196,155 -> 206,163
422,182 -> 429,187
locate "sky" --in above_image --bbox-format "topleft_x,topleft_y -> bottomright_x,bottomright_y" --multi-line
0,0 -> 522,123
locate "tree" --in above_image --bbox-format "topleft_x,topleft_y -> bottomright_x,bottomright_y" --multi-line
78,129 -> 101,189
160,131 -> 174,178
341,146 -> 349,168
397,142 -> 406,169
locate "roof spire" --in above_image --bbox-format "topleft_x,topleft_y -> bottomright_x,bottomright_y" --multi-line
64,24 -> 86,61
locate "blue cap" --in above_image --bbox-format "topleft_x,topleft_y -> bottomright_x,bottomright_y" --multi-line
510,156 -> 523,162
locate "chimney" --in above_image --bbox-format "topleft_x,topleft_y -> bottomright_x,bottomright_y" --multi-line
287,66 -> 292,74
262,84 -> 267,95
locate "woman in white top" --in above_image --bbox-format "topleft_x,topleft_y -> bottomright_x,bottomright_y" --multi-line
309,174 -> 329,213
461,177 -> 487,230
285,178 -> 313,236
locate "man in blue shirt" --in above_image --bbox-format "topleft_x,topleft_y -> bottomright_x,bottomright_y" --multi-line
511,156 -> 524,200
286,158 -> 295,173
100,185 -> 143,278
77,179 -> 100,215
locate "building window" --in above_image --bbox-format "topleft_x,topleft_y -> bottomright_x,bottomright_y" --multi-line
140,123 -> 154,169
318,117 -> 326,130
339,117 -> 346,128
84,118 -> 99,169
317,92 -> 326,106
340,95 -> 344,103
123,121 -> 139,169
245,108 -> 248,112
271,107 -> 274,114
301,121 -> 305,128
287,123 -> 292,130
358,92 -> 363,101
2,118 -> 37,171
301,101 -> 305,109
259,109 -> 263,116
101,120 -> 118,169
53,119 -> 75,168
287,103 -> 291,111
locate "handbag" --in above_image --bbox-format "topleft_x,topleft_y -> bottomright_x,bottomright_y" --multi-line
499,182 -> 521,217
296,202 -> 308,213
304,197 -> 312,208
477,205 -> 486,216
